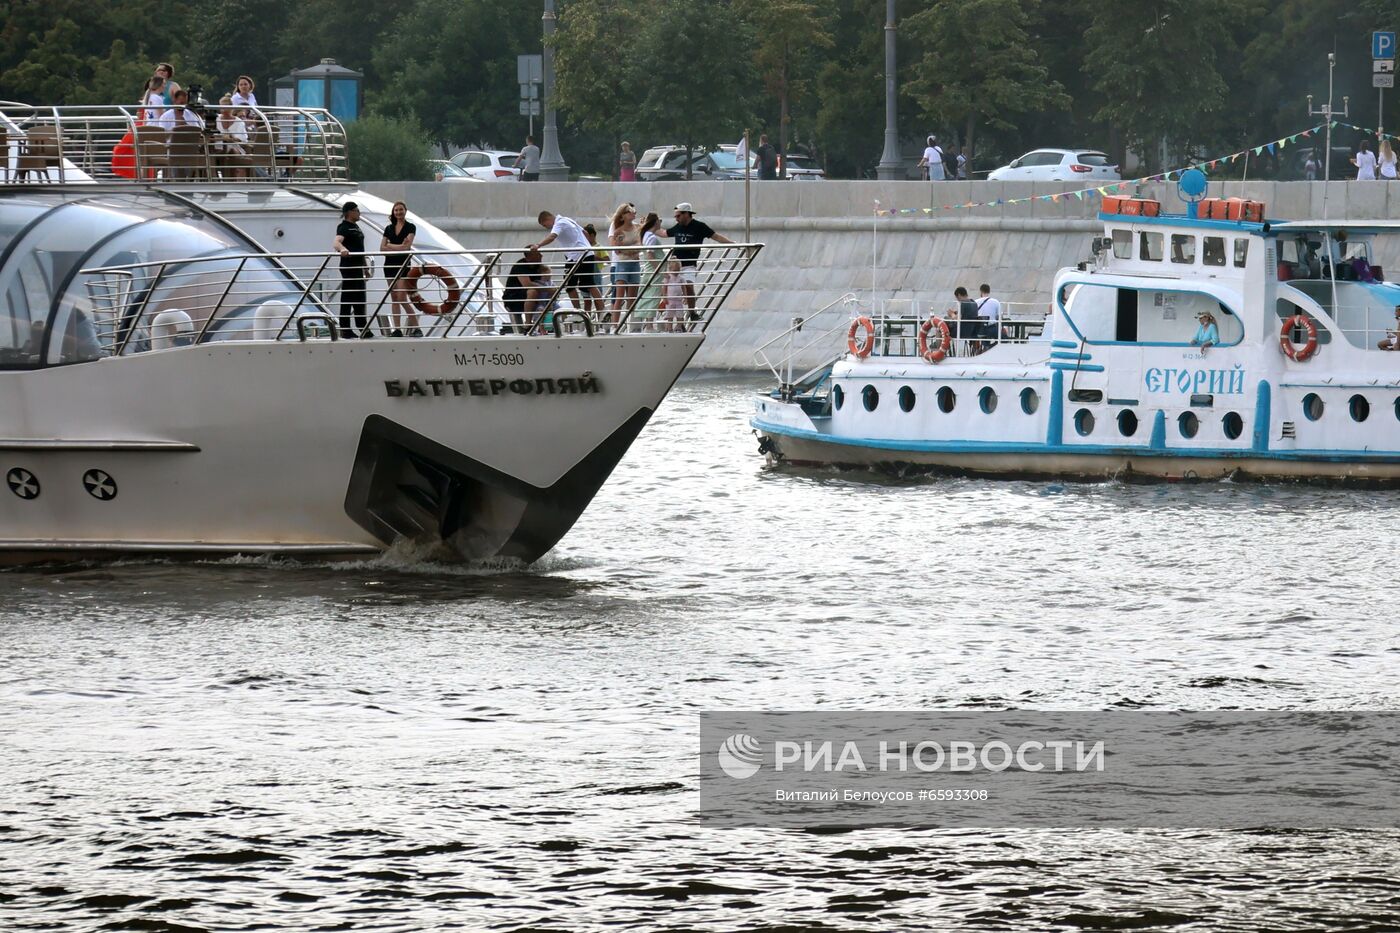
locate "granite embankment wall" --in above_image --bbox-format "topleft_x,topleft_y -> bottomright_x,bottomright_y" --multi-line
360,179 -> 1400,370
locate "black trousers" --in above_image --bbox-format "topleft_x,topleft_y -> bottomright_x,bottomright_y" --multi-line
340,262 -> 367,336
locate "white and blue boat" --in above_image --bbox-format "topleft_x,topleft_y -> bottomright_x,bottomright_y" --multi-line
753,174 -> 1400,483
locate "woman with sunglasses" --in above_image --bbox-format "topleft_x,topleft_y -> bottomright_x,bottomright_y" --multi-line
609,202 -> 642,327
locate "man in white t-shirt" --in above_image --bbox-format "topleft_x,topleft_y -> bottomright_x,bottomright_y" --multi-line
921,134 -> 945,181
156,90 -> 205,130
974,283 -> 1002,348
532,210 -> 604,322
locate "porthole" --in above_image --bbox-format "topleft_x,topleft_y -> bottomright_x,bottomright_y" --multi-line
832,385 -> 844,410
898,386 -> 916,412
978,386 -> 997,414
1074,408 -> 1095,436
1117,409 -> 1138,437
1178,411 -> 1199,438
1020,387 -> 1039,414
1395,396 -> 1400,422
862,384 -> 879,412
937,386 -> 956,413
1349,394 -> 1370,422
1302,392 -> 1324,421
1222,411 -> 1244,439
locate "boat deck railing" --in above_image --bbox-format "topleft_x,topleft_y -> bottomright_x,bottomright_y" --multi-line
79,242 -> 762,356
756,295 -> 1051,390
1,102 -> 349,185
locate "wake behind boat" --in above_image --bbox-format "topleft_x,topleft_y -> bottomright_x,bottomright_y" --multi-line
0,102 -> 759,563
753,173 -> 1400,484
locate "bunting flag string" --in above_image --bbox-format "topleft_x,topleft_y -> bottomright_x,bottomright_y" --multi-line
874,123 -> 1330,217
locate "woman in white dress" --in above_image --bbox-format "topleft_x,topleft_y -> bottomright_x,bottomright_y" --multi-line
231,75 -> 259,110
1353,139 -> 1379,180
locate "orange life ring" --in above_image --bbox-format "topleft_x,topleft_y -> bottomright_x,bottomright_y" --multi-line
847,316 -> 875,359
1280,313 -> 1318,362
918,315 -> 951,363
407,264 -> 462,316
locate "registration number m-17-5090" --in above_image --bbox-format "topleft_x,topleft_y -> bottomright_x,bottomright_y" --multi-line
454,352 -> 526,366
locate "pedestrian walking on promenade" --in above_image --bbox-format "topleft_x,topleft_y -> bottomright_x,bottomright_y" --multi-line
515,136 -> 541,181
920,135 -> 946,181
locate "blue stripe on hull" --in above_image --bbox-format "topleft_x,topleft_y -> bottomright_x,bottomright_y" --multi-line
751,418 -> 1400,465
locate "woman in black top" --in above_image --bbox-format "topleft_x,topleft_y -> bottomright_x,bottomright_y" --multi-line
380,201 -> 418,337
333,202 -> 368,337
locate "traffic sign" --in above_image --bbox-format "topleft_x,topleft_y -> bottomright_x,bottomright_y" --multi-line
1374,31 -> 1396,59
519,100 -> 541,116
517,54 -> 542,85
1376,59 -> 1395,73
1375,74 -> 1395,89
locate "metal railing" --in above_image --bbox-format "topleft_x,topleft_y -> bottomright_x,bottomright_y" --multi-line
757,296 -> 1050,385
0,102 -> 349,184
78,242 -> 762,356
755,292 -> 866,384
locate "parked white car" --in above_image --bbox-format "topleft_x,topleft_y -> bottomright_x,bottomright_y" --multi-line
430,160 -> 485,182
987,149 -> 1120,182
448,149 -> 522,181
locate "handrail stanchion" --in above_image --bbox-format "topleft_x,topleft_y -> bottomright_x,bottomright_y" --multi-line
196,255 -> 250,343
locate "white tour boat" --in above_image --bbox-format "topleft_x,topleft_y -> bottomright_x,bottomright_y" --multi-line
0,102 -> 758,562
753,175 -> 1400,484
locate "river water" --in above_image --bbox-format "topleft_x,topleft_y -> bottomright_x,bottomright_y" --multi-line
3,375 -> 1398,931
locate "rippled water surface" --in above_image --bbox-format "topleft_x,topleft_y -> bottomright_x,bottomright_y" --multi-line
3,376 -> 1399,931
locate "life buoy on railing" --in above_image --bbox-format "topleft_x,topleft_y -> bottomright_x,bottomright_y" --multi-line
1280,313 -> 1318,362
918,315 -> 952,363
407,264 -> 462,316
847,316 -> 875,359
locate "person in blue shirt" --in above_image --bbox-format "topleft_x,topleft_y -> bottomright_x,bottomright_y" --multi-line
1191,311 -> 1219,353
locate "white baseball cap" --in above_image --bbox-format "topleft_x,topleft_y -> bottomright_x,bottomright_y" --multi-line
674,202 -> 695,213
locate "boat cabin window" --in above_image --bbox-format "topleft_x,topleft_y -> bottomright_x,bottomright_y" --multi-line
1202,236 -> 1226,266
1171,234 -> 1196,264
1062,282 -> 1242,346
1234,239 -> 1249,267
1139,231 -> 1163,261
1111,229 -> 1132,259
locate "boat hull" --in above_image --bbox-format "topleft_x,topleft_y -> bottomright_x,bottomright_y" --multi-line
755,421 -> 1400,485
0,334 -> 701,563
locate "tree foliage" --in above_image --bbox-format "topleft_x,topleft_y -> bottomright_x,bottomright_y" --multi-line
0,0 -> 1395,177
904,0 -> 1069,159
344,113 -> 433,182
735,0 -> 836,174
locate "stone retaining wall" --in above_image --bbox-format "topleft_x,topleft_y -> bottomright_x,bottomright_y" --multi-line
361,179 -> 1400,370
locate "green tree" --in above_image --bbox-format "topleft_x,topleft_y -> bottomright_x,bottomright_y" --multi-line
903,0 -> 1069,164
345,113 -> 432,181
1083,0 -> 1249,172
552,0 -> 648,173
372,0 -> 539,150
0,0 -> 202,105
631,1 -> 760,178
735,0 -> 836,176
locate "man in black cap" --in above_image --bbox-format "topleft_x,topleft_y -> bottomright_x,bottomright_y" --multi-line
333,202 -> 369,337
655,202 -> 733,320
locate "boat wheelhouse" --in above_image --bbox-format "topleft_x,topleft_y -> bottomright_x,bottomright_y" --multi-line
753,186 -> 1400,483
0,103 -> 760,562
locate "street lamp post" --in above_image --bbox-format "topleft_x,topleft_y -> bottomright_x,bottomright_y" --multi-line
876,0 -> 902,180
539,0 -> 569,180
1307,52 -> 1349,182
